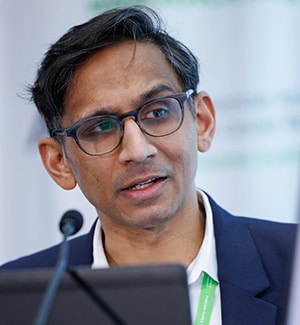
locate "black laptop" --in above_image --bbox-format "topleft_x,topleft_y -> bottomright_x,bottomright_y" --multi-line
0,263 -> 191,325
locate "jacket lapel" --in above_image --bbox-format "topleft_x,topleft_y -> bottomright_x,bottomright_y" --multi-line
209,197 -> 278,324
220,281 -> 277,324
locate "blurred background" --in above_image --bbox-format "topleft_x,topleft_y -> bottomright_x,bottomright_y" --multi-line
1,0 -> 299,265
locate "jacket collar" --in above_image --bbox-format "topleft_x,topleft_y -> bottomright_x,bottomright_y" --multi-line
208,195 -> 278,323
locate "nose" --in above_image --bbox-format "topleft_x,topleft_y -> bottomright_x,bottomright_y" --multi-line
118,118 -> 158,163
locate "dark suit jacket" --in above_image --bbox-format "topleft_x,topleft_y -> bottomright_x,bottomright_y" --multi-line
1,195 -> 297,324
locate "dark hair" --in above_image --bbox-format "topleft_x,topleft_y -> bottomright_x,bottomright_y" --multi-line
30,6 -> 200,132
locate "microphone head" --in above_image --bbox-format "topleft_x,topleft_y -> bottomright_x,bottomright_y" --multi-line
59,210 -> 84,236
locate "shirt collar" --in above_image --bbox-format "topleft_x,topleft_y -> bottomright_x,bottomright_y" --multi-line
92,220 -> 109,269
186,190 -> 219,284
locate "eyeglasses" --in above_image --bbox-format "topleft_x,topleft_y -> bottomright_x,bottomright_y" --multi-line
51,89 -> 194,156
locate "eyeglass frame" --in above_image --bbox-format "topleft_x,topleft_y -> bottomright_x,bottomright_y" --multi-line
51,88 -> 195,156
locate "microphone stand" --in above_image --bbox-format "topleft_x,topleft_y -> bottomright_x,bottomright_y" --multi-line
34,225 -> 73,325
33,211 -> 126,325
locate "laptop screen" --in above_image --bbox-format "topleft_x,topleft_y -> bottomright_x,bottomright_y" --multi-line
0,263 -> 192,325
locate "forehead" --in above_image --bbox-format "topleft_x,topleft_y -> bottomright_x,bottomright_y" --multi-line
62,41 -> 182,125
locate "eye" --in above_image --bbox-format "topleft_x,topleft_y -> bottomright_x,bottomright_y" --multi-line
141,101 -> 170,121
151,108 -> 169,119
94,119 -> 117,132
79,118 -> 118,142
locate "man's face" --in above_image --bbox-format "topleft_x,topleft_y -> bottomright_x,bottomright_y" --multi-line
60,41 -> 202,231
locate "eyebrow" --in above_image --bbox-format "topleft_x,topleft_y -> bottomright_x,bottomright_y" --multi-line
79,84 -> 177,121
137,84 -> 176,104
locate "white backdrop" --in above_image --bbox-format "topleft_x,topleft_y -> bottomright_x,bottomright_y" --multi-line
1,0 -> 300,265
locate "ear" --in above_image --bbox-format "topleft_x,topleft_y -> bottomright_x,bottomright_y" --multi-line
38,137 -> 77,190
194,91 -> 216,152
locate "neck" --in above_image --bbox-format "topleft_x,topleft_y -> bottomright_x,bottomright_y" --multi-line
100,194 -> 206,267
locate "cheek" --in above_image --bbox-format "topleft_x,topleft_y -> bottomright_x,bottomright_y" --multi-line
178,124 -> 199,177
67,154 -> 113,204
181,138 -> 198,179
161,127 -> 198,177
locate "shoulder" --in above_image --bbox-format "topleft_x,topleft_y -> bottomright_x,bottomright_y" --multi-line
207,191 -> 297,235
207,192 -> 297,265
0,221 -> 96,271
240,216 -> 297,260
0,242 -> 62,270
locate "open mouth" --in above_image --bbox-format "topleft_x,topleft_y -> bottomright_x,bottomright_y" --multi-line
127,177 -> 165,191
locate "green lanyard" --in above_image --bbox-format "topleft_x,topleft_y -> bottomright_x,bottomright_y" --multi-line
195,272 -> 217,325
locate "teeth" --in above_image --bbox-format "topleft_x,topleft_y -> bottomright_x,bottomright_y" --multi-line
130,178 -> 156,190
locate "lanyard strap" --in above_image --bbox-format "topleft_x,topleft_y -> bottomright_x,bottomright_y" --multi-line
195,272 -> 217,325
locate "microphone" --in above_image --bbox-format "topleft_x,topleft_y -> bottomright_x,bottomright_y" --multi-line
34,210 -> 84,325
59,209 -> 84,237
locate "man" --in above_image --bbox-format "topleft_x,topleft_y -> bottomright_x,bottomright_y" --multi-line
1,6 -> 297,324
